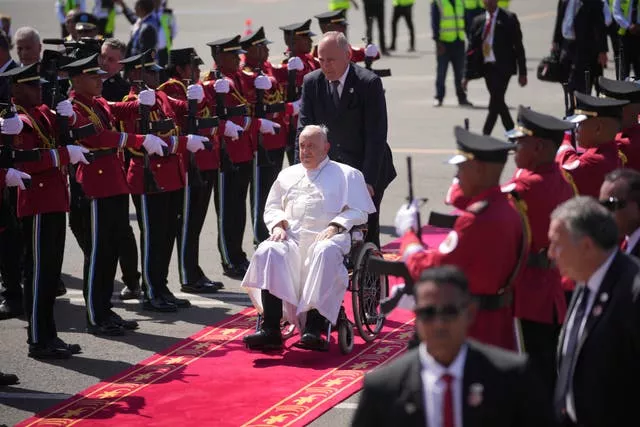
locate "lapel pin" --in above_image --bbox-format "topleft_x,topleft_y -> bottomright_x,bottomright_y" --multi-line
349,87 -> 354,94
592,305 -> 603,317
468,383 -> 484,407
599,292 -> 609,303
405,402 -> 416,414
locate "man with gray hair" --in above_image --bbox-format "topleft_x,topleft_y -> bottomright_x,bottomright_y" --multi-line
13,27 -> 41,66
242,125 -> 375,351
549,196 -> 640,427
296,31 -> 395,248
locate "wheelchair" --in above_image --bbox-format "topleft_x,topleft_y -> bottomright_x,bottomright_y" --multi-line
254,225 -> 389,355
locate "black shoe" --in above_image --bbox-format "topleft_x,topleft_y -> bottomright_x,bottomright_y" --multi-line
243,328 -> 283,351
108,311 -> 139,330
388,45 -> 396,51
87,320 -> 126,336
298,332 -> 326,351
408,47 -> 416,52
181,276 -> 223,294
56,279 -> 67,297
29,343 -> 71,359
222,264 -> 247,279
0,300 -> 23,320
52,337 -> 82,354
381,49 -> 390,56
119,286 -> 141,301
0,372 -> 19,386
459,99 -> 474,107
433,98 -> 443,107
142,296 -> 178,312
161,291 -> 191,308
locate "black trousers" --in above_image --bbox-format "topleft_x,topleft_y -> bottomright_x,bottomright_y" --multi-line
520,319 -> 561,399
177,169 -> 218,285
366,189 -> 384,248
0,187 -> 23,305
250,148 -> 284,245
158,48 -> 169,67
261,290 -> 283,330
23,212 -> 65,345
217,161 -> 251,268
482,64 -> 514,135
83,194 -> 130,326
608,24 -> 621,79
391,5 -> 415,50
133,190 -> 181,300
364,0 -> 386,50
621,34 -> 640,80
561,42 -> 601,95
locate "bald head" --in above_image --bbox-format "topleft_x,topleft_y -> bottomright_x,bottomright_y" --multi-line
299,125 -> 330,170
318,31 -> 351,82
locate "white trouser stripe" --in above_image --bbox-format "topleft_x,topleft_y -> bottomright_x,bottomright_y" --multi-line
87,200 -> 98,325
218,171 -> 231,265
141,194 -> 154,298
179,174 -> 190,283
30,214 -> 41,343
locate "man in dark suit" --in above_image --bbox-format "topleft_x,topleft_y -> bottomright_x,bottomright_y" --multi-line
600,168 -> 640,257
296,31 -> 396,247
552,0 -> 608,94
463,0 -> 527,136
126,0 -> 158,57
549,196 -> 640,427
352,265 -> 552,427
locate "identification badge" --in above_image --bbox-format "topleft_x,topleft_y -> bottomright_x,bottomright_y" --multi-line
482,42 -> 491,58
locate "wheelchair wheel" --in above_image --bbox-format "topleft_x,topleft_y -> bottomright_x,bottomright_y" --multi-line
352,242 -> 388,342
338,320 -> 354,355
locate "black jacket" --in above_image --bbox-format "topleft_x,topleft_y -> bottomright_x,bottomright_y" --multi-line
465,8 -> 527,80
0,58 -> 18,102
552,0 -> 607,58
296,63 -> 396,192
352,340 -> 552,427
102,73 -> 131,102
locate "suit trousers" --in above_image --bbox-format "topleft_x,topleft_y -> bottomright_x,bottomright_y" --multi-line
520,319 -> 561,399
83,194 -> 130,326
435,40 -> 467,102
133,190 -> 181,300
621,34 -> 640,80
561,41 -> 600,95
366,188 -> 384,248
482,64 -> 514,135
217,161 -> 251,268
364,0 -> 386,50
261,289 -> 283,330
23,212 -> 65,345
391,5 -> 415,50
177,169 -> 218,285
250,148 -> 285,245
0,187 -> 23,305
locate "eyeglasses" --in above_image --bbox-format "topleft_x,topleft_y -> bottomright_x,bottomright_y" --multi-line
414,303 -> 467,323
599,197 -> 627,211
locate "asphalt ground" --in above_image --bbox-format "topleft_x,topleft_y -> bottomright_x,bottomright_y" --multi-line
0,0 -> 616,425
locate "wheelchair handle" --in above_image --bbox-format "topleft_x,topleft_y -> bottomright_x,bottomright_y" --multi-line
366,256 -> 414,315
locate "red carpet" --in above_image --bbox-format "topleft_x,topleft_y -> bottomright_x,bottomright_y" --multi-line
18,227 -> 447,427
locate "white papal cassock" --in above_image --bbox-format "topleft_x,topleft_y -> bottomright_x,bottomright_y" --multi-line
241,156 -> 376,329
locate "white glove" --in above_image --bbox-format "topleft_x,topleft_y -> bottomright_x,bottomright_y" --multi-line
67,145 -> 90,165
365,44 -> 379,58
5,168 -> 31,190
287,56 -> 304,71
259,118 -> 280,135
254,75 -> 272,90
0,115 -> 23,135
186,134 -> 207,153
187,84 -> 204,102
224,121 -> 243,140
142,134 -> 167,156
290,99 -> 301,116
138,89 -> 156,106
214,79 -> 230,94
394,201 -> 419,236
55,99 -> 75,118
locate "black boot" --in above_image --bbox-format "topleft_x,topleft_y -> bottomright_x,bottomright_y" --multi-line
243,290 -> 283,350
299,309 -> 326,351
0,372 -> 19,386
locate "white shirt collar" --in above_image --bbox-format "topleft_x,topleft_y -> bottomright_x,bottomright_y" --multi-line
418,342 -> 468,379
304,156 -> 330,176
626,227 -> 640,254
0,58 -> 14,73
583,249 -> 617,295
337,64 -> 349,87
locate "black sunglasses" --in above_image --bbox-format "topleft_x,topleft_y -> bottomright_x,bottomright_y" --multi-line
599,197 -> 627,211
414,303 -> 467,323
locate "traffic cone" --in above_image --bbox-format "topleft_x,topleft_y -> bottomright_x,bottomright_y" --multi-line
244,19 -> 253,36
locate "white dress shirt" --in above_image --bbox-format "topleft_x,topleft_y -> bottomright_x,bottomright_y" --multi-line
419,342 -> 468,427
483,9 -> 499,63
331,64 -> 350,98
562,0 -> 581,40
614,0 -> 640,30
625,227 -> 640,255
0,58 -> 15,73
562,249 -> 616,422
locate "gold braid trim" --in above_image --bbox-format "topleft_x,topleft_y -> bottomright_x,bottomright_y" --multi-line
15,106 -> 54,148
561,169 -> 580,195
618,149 -> 628,166
71,98 -> 114,131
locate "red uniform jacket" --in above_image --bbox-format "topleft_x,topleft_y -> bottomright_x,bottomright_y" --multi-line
555,136 -> 623,197
14,104 -> 71,217
157,77 -> 220,171
69,92 -> 144,199
616,125 -> 640,172
119,88 -> 189,194
401,186 -> 524,350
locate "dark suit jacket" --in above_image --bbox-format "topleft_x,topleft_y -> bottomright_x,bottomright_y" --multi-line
555,251 -> 640,427
101,73 -> 131,102
0,58 -> 18,102
352,340 -> 552,427
552,0 -> 607,61
296,64 -> 396,192
126,16 -> 158,57
465,8 -> 527,80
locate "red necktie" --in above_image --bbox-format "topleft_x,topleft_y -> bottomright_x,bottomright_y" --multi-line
482,12 -> 494,41
621,238 -> 629,251
442,373 -> 454,427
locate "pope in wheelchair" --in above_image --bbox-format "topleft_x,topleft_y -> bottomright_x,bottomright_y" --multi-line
241,125 -> 376,351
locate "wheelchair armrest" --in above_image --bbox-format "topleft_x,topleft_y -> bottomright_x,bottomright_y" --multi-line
349,224 -> 368,243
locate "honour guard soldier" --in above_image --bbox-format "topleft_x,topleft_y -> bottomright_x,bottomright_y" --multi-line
61,53 -> 166,335
395,127 -> 526,351
119,49 -> 209,309
312,10 -> 381,63
1,64 -> 90,358
598,76 -> 640,171
202,36 -> 278,278
157,47 -> 224,293
557,92 -> 628,197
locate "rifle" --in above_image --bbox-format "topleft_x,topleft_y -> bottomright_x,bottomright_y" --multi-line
185,51 -> 216,187
406,156 -> 422,241
562,82 -> 577,149
0,100 -> 38,188
363,17 -> 391,78
212,64 -> 244,174
253,67 -> 284,167
285,31 -> 298,164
